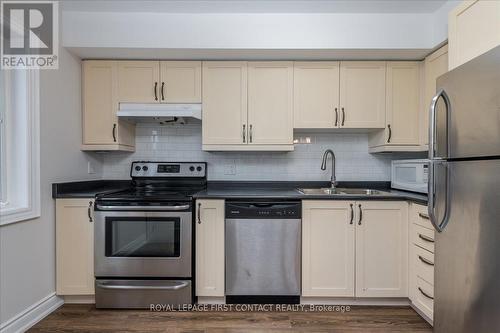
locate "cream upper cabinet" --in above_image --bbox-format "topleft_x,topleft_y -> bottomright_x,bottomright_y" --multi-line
160,61 -> 202,103
117,61 -> 160,103
448,0 -> 500,70
56,199 -> 95,295
355,201 -> 408,298
421,45 -> 449,146
293,62 -> 340,128
82,60 -> 135,151
195,199 -> 225,297
339,62 -> 386,129
202,62 -> 248,146
368,62 -> 421,151
248,62 -> 294,145
302,200 -> 355,297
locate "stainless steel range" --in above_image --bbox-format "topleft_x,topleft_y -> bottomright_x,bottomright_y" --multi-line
94,161 -> 206,308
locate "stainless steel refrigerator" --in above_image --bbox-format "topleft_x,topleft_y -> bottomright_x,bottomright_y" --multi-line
429,45 -> 500,333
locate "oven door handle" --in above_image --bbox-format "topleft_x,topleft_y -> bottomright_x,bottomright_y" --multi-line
96,281 -> 189,291
95,204 -> 191,211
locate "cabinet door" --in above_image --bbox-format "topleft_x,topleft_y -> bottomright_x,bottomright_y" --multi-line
340,62 -> 386,128
422,45 -> 448,146
82,61 -> 117,145
385,62 -> 420,145
202,62 -> 248,145
293,62 -> 340,128
160,61 -> 201,103
117,61 -> 160,103
355,201 -> 408,298
195,199 -> 225,297
56,199 -> 95,295
248,62 -> 294,144
448,0 -> 500,70
302,201 -> 355,297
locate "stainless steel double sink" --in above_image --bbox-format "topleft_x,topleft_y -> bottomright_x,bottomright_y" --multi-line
296,187 -> 392,196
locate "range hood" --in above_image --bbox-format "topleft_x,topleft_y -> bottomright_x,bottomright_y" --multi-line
117,103 -> 202,123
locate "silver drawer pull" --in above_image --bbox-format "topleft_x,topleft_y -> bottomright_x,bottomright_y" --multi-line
418,287 -> 434,300
418,234 -> 435,243
97,281 -> 189,291
418,213 -> 430,220
418,255 -> 434,266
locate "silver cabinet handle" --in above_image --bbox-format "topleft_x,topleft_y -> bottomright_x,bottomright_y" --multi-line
428,160 -> 450,233
96,281 -> 189,291
418,287 -> 434,300
429,88 -> 451,160
358,204 -> 362,225
197,202 -> 202,224
341,107 -> 345,126
88,201 -> 93,222
418,213 -> 429,220
418,255 -> 434,266
418,234 -> 435,243
349,203 -> 354,225
387,124 -> 392,143
249,124 -> 253,143
334,108 -> 338,127
242,124 -> 246,143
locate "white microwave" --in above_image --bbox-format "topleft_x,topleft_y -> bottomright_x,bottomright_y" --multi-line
391,159 -> 429,194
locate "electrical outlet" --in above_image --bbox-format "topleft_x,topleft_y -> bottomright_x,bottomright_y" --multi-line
224,164 -> 236,175
87,161 -> 95,174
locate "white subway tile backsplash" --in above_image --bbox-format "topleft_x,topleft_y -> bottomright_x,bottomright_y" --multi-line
101,123 -> 398,181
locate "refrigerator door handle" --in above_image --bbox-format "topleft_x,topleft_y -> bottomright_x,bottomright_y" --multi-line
429,88 -> 451,160
428,160 -> 451,232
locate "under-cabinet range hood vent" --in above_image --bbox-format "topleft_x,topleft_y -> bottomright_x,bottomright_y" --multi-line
117,103 -> 202,124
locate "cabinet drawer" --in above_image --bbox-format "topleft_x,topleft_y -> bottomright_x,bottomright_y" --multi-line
412,223 -> 435,253
413,276 -> 434,320
413,245 -> 434,285
413,204 -> 433,230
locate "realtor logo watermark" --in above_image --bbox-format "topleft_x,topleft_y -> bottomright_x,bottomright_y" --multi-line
1,1 -> 58,69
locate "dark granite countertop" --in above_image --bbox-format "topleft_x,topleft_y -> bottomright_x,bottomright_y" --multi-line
193,181 -> 428,205
52,180 -> 427,205
52,180 -> 131,199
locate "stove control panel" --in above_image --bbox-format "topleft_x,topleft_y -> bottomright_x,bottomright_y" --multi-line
131,162 -> 206,178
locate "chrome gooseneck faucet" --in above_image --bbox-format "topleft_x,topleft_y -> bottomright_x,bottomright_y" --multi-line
321,149 -> 337,189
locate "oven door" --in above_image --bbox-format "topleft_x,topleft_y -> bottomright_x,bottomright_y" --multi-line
94,210 -> 192,278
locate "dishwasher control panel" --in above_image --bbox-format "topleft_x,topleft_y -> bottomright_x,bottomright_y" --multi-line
225,201 -> 301,219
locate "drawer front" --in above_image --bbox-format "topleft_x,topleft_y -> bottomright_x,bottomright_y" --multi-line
413,276 -> 434,320
412,223 -> 435,253
414,245 -> 434,284
412,204 -> 433,230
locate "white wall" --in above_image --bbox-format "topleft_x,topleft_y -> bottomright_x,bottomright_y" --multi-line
102,123 -> 424,181
0,47 -> 102,329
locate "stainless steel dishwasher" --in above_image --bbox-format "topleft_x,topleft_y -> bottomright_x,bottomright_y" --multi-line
225,201 -> 301,304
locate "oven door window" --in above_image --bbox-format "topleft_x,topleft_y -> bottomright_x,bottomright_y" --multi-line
105,217 -> 181,257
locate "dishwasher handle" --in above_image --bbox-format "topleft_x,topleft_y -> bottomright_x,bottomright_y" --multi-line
225,201 -> 301,219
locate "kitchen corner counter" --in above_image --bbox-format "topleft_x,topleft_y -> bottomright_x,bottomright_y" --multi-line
52,180 -> 131,199
194,181 -> 428,205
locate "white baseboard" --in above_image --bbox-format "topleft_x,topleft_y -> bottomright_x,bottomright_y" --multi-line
300,297 -> 410,306
0,293 -> 63,333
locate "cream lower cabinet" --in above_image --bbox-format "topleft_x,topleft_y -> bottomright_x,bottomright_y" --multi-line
302,201 -> 355,297
355,201 -> 409,297
302,200 -> 408,298
409,203 -> 434,323
82,61 -> 135,151
195,199 -> 225,297
368,62 -> 421,152
56,199 -> 95,295
448,0 -> 500,70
